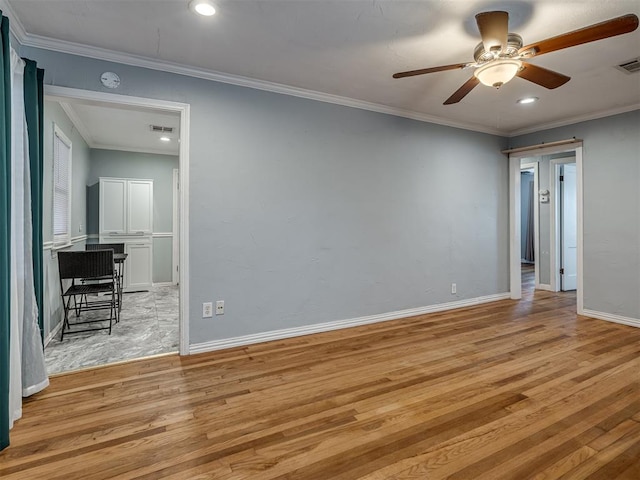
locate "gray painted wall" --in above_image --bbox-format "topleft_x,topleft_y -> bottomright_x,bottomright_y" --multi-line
88,149 -> 178,232
513,110 -> 640,320
153,237 -> 173,283
25,47 -> 511,346
42,101 -> 91,338
537,156 -> 552,285
87,149 -> 178,283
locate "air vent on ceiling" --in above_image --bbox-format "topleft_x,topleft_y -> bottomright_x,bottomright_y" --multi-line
150,125 -> 174,133
616,58 -> 640,74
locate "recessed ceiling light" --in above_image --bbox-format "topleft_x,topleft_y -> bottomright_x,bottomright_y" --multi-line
160,136 -> 171,142
517,97 -> 539,105
189,0 -> 216,16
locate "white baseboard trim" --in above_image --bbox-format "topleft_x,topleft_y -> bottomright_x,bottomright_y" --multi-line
536,283 -> 553,291
582,309 -> 640,328
152,282 -> 176,287
189,292 -> 511,355
44,320 -> 63,347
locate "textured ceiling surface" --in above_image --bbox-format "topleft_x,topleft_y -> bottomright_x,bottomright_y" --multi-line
47,97 -> 181,155
7,0 -> 640,135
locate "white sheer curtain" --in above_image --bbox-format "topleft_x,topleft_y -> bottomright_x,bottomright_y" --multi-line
9,47 -> 49,429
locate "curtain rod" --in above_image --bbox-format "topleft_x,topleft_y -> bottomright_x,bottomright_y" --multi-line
502,138 -> 581,155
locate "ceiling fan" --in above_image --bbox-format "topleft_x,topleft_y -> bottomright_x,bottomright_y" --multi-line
392,12 -> 639,105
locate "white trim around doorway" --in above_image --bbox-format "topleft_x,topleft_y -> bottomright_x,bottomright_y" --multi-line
172,168 -> 179,286
508,143 -> 584,315
45,85 -> 191,355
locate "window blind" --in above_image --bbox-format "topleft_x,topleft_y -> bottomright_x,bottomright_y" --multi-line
53,130 -> 71,242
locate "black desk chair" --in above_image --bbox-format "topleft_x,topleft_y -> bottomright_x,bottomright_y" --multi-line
58,250 -> 118,340
86,243 -> 125,254
86,243 -> 126,311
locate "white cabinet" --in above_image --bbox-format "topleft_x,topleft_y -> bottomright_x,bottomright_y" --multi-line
99,177 -> 154,291
127,180 -> 153,235
99,178 -> 153,236
125,240 -> 153,291
100,178 -> 127,234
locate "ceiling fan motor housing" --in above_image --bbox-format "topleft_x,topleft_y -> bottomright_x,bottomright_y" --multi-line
473,33 -> 523,63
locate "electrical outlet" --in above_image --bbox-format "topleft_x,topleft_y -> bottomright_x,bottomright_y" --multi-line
451,283 -> 457,294
202,302 -> 213,318
216,300 -> 224,315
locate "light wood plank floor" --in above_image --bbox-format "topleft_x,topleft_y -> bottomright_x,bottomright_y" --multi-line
2,290 -> 639,479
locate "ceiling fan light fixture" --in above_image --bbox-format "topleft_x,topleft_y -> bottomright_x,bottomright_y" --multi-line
474,59 -> 522,88
189,0 -> 216,16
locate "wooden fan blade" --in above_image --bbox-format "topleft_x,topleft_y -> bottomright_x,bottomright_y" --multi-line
476,11 -> 509,52
443,76 -> 480,105
393,63 -> 468,79
517,63 -> 570,89
519,14 -> 639,57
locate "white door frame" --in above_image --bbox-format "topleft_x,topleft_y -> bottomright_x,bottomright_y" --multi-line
172,168 -> 179,286
45,85 -> 191,355
551,157 -> 577,293
508,143 -> 584,314
520,162 -> 540,288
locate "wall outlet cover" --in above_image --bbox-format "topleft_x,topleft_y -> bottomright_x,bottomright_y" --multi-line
216,300 -> 224,315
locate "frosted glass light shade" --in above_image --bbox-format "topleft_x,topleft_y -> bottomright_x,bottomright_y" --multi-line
474,60 -> 522,88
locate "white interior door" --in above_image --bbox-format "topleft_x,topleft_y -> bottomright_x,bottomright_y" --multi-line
561,164 -> 577,291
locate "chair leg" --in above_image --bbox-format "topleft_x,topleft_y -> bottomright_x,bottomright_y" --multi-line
108,288 -> 115,335
117,268 -> 123,313
114,286 -> 119,324
61,295 -> 73,341
74,294 -> 85,317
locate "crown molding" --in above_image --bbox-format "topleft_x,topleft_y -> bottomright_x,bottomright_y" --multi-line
0,0 -> 27,42
91,144 -> 179,157
58,101 -> 94,146
5,0 -> 636,139
508,104 -> 640,137
10,27 -> 506,136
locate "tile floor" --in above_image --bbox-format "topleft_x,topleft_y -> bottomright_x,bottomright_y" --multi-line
45,285 -> 179,375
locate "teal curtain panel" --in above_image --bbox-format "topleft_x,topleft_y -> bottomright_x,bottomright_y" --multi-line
23,59 -> 44,338
0,11 -> 12,452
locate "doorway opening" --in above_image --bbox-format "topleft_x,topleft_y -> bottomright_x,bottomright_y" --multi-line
509,142 -> 582,313
41,86 -> 189,374
520,163 -> 538,297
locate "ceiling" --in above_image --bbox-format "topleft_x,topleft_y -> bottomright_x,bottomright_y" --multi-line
47,97 -> 180,155
5,1 -> 640,136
